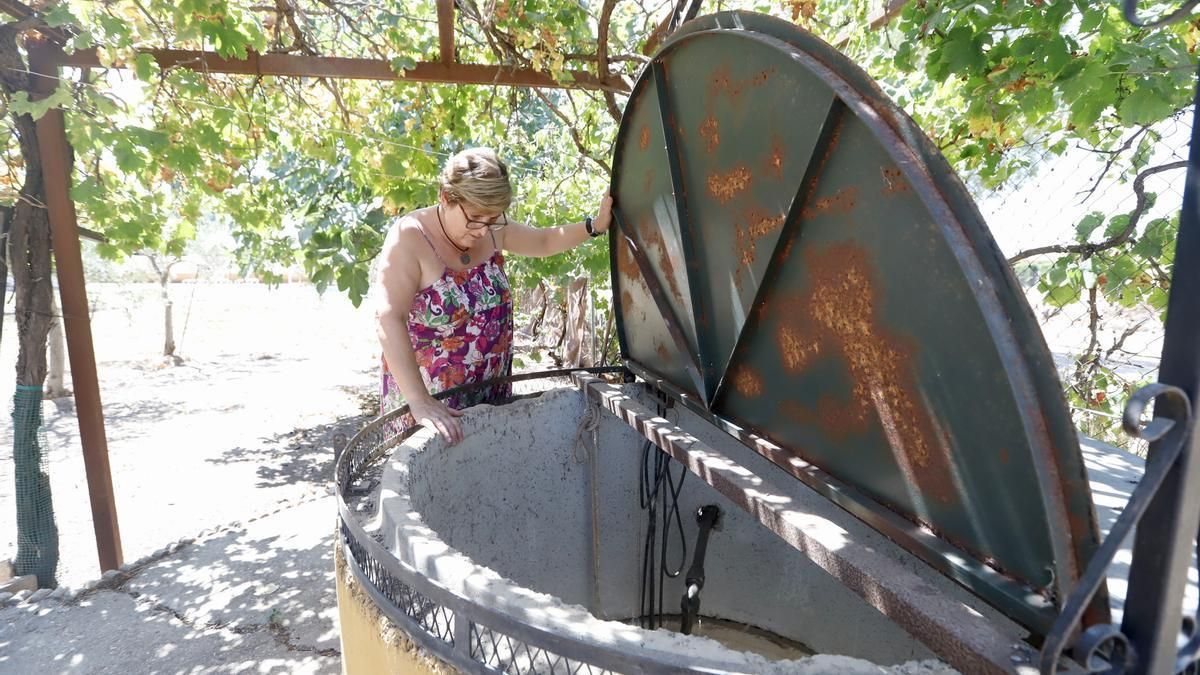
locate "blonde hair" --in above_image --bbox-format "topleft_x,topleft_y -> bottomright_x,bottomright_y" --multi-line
439,147 -> 513,213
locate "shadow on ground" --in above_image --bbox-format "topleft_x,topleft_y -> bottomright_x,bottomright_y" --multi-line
0,496 -> 340,675
209,413 -> 373,490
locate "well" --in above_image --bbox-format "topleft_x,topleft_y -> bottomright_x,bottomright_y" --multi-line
337,378 -> 996,673
336,371 -> 1045,674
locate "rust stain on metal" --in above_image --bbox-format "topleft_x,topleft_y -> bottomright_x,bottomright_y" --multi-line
655,342 -> 670,361
643,168 -> 654,193
708,64 -> 777,99
640,222 -> 686,305
801,186 -> 859,219
782,397 -> 869,441
733,365 -> 763,397
639,125 -> 650,150
766,135 -> 785,179
881,167 -> 909,195
773,242 -> 957,506
778,324 -> 820,371
779,237 -> 795,261
708,165 -> 752,204
793,115 -> 845,220
616,236 -> 641,281
699,115 -> 720,153
709,64 -> 732,98
621,290 -> 634,312
734,208 -> 785,286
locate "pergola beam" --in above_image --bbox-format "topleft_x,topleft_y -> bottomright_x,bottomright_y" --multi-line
437,0 -> 455,64
44,47 -> 631,93
870,0 -> 910,29
0,0 -> 70,42
835,0 -> 909,48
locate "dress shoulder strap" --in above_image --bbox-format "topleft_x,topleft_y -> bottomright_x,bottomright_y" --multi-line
414,220 -> 452,268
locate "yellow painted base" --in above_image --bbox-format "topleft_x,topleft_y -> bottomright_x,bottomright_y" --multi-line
335,539 -> 457,675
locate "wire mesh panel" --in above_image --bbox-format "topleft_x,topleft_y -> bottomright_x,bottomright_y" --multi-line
11,384 -> 58,587
470,622 -> 614,675
974,119 -> 1188,456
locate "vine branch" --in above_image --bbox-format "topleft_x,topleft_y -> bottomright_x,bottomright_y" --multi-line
1007,160 -> 1187,264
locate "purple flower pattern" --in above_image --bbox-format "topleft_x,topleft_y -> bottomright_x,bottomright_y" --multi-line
380,251 -> 513,432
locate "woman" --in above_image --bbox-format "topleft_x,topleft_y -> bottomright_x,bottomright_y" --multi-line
375,147 -> 613,444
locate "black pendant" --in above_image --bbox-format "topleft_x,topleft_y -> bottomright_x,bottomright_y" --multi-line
460,252 -> 471,265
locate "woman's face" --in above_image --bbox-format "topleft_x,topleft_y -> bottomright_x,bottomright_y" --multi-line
441,195 -> 505,247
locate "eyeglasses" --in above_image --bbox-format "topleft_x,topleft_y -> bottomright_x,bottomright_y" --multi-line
460,204 -> 509,231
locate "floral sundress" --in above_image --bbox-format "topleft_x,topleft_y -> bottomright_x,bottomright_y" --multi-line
380,229 -> 514,431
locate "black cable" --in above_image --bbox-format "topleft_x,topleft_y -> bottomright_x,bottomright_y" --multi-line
638,393 -> 688,630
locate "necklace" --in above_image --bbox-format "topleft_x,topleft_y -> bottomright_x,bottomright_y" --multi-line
436,205 -> 472,265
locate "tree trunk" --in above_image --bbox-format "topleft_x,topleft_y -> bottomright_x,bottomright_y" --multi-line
563,276 -> 590,368
161,270 -> 175,357
600,307 -> 616,366
45,292 -> 68,399
519,280 -> 548,340
2,21 -> 60,588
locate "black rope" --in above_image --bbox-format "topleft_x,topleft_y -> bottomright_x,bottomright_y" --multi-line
637,392 -> 688,630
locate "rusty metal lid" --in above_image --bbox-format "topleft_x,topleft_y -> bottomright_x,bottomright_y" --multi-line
608,11 -> 1107,637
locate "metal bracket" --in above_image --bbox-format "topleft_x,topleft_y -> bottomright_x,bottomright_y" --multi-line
680,504 -> 720,635
1123,0 -> 1200,29
1039,384 -> 1194,674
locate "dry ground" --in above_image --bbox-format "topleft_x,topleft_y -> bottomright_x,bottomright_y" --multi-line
1,281 -> 381,589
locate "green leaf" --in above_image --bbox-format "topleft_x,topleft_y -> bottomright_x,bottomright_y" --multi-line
134,53 -> 158,81
1148,287 -> 1169,310
1119,85 -> 1177,125
1069,95 -> 1107,131
391,56 -> 417,72
1079,8 -> 1104,33
1104,214 -> 1131,239
1045,284 -> 1080,307
940,26 -> 986,77
1041,35 -> 1071,76
1075,213 -> 1105,241
1061,60 -> 1107,104
43,4 -> 78,28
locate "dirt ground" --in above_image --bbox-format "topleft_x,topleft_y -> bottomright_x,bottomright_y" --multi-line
0,282 -> 382,589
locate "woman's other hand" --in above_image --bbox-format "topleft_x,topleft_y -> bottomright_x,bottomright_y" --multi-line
409,396 -> 465,445
594,193 -> 613,234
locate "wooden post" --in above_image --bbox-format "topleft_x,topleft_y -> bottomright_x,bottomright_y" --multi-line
29,46 -> 123,573
437,0 -> 455,64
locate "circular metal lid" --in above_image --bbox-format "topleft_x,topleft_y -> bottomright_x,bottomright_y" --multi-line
608,11 -> 1107,636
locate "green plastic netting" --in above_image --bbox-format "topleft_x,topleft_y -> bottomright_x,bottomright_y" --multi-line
12,384 -> 58,588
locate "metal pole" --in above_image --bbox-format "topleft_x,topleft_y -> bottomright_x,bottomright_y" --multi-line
29,47 -> 123,573
1119,61 -> 1200,674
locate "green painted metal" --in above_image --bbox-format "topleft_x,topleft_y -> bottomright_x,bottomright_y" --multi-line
608,11 -> 1109,638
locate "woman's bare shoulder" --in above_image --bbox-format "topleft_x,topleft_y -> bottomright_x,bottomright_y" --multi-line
383,209 -> 432,254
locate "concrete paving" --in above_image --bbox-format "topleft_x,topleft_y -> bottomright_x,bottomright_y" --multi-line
0,495 -> 340,674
